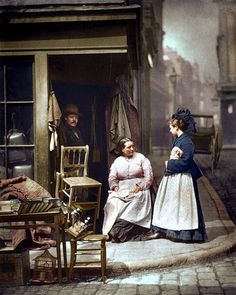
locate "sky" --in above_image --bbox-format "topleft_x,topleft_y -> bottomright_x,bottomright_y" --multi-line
163,0 -> 219,81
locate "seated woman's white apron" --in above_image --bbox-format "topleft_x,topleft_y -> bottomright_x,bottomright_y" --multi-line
102,178 -> 152,235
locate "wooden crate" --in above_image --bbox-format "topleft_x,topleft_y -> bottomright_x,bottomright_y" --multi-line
0,250 -> 30,286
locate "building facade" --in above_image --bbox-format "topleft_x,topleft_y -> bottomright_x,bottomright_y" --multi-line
215,0 -> 236,147
0,0 -> 163,199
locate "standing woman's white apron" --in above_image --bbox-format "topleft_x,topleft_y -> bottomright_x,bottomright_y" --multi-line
152,173 -> 198,230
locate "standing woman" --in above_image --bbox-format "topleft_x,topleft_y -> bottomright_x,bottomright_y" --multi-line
152,108 -> 208,242
102,137 -> 156,242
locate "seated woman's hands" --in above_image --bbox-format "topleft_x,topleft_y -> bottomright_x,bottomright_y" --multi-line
132,186 -> 142,193
130,184 -> 142,194
112,184 -> 142,194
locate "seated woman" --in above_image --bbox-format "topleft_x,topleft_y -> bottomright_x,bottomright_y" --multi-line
102,137 -> 157,242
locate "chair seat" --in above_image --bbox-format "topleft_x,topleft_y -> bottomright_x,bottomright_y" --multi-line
62,176 -> 102,231
63,176 -> 101,188
83,234 -> 107,241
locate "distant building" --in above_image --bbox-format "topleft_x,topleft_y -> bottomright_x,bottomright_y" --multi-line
215,0 -> 236,148
138,0 -> 165,153
165,48 -> 218,112
149,0 -> 170,149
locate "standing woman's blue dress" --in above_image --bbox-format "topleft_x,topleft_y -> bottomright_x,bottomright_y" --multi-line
152,108 -> 208,242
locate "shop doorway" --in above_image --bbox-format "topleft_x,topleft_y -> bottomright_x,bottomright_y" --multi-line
48,54 -> 128,231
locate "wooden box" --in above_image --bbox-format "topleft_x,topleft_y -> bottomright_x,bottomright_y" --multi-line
0,250 -> 30,286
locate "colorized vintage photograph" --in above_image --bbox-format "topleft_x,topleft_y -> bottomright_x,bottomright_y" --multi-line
0,0 -> 236,294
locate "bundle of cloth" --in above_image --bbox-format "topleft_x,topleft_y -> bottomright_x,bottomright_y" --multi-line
0,176 -> 56,250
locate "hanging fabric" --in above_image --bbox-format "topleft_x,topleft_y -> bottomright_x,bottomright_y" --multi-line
109,93 -> 131,153
90,96 -> 100,162
48,90 -> 62,152
115,74 -> 141,150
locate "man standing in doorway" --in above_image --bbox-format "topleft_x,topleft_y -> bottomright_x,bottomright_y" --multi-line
58,104 -> 85,147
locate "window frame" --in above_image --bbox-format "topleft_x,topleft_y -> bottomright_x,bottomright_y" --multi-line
0,56 -> 35,179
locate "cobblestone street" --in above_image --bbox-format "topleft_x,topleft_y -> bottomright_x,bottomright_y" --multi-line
196,150 -> 236,225
1,251 -> 236,295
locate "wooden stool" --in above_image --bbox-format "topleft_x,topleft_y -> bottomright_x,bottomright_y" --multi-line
69,234 -> 107,283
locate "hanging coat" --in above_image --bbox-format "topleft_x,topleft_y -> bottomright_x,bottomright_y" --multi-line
48,91 -> 62,152
109,94 -> 131,153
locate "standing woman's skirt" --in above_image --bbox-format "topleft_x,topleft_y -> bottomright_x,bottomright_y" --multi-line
152,173 -> 208,242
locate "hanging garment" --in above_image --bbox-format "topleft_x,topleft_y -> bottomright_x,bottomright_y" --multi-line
109,94 -> 131,153
48,91 -> 62,152
115,74 -> 141,149
90,96 -> 100,162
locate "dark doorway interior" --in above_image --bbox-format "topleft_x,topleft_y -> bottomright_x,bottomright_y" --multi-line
52,80 -> 110,181
48,54 -> 128,231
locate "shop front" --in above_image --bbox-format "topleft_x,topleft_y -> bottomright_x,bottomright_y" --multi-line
0,2 -> 145,231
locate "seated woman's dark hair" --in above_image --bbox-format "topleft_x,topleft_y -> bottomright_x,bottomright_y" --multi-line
117,137 -> 134,155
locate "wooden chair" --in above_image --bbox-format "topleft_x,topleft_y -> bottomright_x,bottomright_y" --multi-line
69,232 -> 107,283
55,145 -> 102,232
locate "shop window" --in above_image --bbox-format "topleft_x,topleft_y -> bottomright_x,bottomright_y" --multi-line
0,57 -> 34,179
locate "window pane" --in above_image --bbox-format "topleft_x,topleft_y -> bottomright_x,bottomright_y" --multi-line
0,105 -> 4,144
0,148 -> 6,178
6,59 -> 33,101
6,104 -> 34,144
0,56 -> 34,180
7,147 -> 34,178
